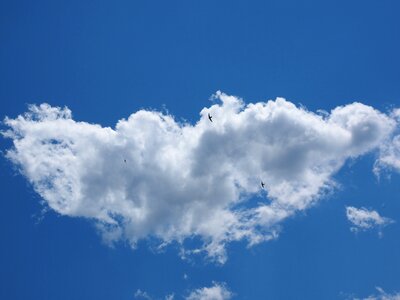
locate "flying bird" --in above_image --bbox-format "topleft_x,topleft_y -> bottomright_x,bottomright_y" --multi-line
124,159 -> 127,163
261,181 -> 265,189
208,113 -> 213,122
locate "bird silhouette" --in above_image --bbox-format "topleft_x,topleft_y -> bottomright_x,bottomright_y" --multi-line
208,113 -> 213,122
124,159 -> 127,163
261,181 -> 265,189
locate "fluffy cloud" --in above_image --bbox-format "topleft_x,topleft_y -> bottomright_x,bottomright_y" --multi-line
186,283 -> 232,300
353,287 -> 400,300
2,92 -> 397,263
346,207 -> 394,233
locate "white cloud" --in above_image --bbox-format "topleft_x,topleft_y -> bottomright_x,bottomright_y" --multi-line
2,92 -> 397,263
353,287 -> 400,300
375,135 -> 400,175
134,289 -> 174,300
165,294 -> 175,300
374,108 -> 400,175
134,289 -> 152,300
186,283 -> 232,300
346,207 -> 394,233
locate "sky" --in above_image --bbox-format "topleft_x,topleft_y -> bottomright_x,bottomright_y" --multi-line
1,1 -> 400,299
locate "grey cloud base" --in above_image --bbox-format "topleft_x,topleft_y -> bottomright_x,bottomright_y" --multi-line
3,92 -> 398,263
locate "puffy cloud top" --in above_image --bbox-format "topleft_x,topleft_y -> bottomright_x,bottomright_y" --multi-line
2,92 -> 397,263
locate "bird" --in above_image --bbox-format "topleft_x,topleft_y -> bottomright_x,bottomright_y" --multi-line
208,113 -> 213,122
261,181 -> 265,189
124,159 -> 127,163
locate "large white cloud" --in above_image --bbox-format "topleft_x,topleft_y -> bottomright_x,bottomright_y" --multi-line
2,92 -> 397,263
346,207 -> 394,233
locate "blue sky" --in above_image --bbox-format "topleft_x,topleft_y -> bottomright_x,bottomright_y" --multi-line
1,1 -> 400,299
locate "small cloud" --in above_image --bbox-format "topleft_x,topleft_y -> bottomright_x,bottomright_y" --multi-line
375,134 -> 400,176
374,108 -> 400,176
134,289 -> 175,300
352,286 -> 400,300
134,289 -> 152,300
346,206 -> 394,234
186,282 -> 233,300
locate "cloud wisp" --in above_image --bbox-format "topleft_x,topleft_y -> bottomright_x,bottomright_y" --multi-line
373,109 -> 400,176
134,289 -> 153,300
352,287 -> 400,300
133,282 -> 231,300
346,207 -> 394,233
2,92 -> 398,263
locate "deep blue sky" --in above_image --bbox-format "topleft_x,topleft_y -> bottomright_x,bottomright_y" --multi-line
1,1 -> 400,299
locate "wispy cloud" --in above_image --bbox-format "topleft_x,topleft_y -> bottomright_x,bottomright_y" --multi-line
2,92 -> 398,263
352,287 -> 400,300
346,207 -> 394,233
186,282 -> 232,300
374,109 -> 400,176
134,289 -> 152,300
134,289 -> 174,300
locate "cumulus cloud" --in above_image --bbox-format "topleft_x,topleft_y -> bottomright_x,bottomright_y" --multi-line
346,207 -> 394,233
2,92 -> 398,263
353,287 -> 400,300
186,283 -> 232,300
